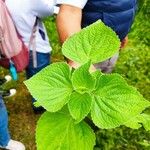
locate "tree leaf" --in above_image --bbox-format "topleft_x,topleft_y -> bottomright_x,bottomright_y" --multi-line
36,111 -> 96,150
62,20 -> 120,64
91,74 -> 150,129
24,62 -> 73,112
68,92 -> 92,122
71,61 -> 95,93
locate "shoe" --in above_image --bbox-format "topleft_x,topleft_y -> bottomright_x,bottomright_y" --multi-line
0,139 -> 25,150
2,89 -> 16,98
0,75 -> 12,85
4,75 -> 12,83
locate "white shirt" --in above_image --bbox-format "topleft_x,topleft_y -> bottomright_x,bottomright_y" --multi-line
5,0 -> 87,53
57,0 -> 87,9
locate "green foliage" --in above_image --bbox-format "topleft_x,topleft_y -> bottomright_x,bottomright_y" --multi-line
140,114 -> 150,131
96,1 -> 150,149
36,111 -> 96,150
25,21 -> 150,150
91,73 -> 150,129
71,61 -> 95,93
68,92 -> 92,122
130,0 -> 150,46
44,17 -> 63,62
24,62 -> 73,112
115,43 -> 150,101
62,21 -> 120,64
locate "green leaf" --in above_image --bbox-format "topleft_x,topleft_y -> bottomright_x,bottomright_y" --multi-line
124,115 -> 142,129
91,70 -> 103,90
68,92 -> 92,122
24,62 -> 73,112
124,113 -> 150,131
36,111 -> 96,150
140,114 -> 150,131
62,20 -> 120,64
138,140 -> 150,147
91,74 -> 150,129
71,61 -> 95,93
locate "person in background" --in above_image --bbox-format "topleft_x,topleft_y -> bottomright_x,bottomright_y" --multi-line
56,0 -> 137,73
0,75 -> 25,150
5,0 -> 59,113
5,0 -> 137,112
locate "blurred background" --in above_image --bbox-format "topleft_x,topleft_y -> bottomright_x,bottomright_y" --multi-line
0,0 -> 150,149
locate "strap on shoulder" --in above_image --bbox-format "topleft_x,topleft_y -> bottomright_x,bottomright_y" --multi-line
28,17 -> 39,68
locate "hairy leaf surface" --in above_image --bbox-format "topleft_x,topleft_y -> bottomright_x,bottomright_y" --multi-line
68,92 -> 92,122
140,113 -> 150,131
62,20 -> 120,64
36,111 -> 96,150
91,74 -> 150,128
71,61 -> 95,93
24,62 -> 73,112
124,113 -> 150,131
91,70 -> 103,90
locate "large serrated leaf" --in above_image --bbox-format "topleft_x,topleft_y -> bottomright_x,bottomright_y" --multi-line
68,92 -> 92,122
71,61 -> 95,93
91,74 -> 150,129
62,20 -> 120,64
24,62 -> 73,112
36,111 -> 96,150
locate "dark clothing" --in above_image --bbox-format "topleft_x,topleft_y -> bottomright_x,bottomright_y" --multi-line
82,0 -> 137,40
26,51 -> 50,79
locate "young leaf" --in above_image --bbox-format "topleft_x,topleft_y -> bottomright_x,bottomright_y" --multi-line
24,62 -> 73,112
123,115 -> 142,129
71,61 -> 95,93
124,113 -> 150,131
68,91 -> 92,122
91,74 -> 150,129
62,20 -> 120,64
91,70 -> 103,90
36,111 -> 96,150
140,113 -> 150,131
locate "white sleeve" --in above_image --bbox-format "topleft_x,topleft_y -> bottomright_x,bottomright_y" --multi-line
56,0 -> 88,9
32,0 -> 56,18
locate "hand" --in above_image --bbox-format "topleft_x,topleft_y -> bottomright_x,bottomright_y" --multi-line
68,60 -> 80,69
120,36 -> 128,49
68,60 -> 96,73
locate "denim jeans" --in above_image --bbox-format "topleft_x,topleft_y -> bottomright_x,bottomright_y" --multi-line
26,51 -> 50,79
0,96 -> 10,147
26,51 -> 50,110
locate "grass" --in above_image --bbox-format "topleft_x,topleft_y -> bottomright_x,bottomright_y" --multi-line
1,2 -> 150,150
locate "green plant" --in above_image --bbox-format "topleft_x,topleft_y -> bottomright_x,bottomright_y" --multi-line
24,21 -> 150,150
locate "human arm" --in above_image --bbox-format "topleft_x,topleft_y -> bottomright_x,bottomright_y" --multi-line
56,5 -> 82,69
56,1 -> 95,71
56,4 -> 82,43
56,0 -> 87,43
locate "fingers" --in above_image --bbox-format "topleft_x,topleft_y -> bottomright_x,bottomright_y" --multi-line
68,60 -> 96,73
121,36 -> 128,49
